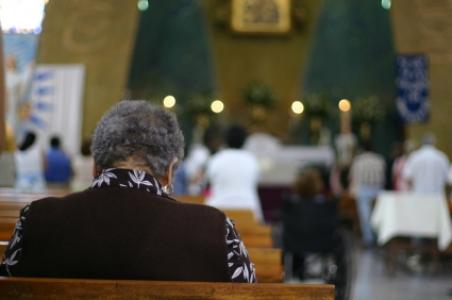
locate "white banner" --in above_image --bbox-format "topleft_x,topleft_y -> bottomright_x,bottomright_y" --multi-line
29,64 -> 85,155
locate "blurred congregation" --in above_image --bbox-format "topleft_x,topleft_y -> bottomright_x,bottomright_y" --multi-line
0,1 -> 452,300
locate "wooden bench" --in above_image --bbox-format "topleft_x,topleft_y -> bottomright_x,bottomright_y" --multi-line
0,241 -> 6,257
0,277 -> 334,300
0,217 -> 16,241
175,195 -> 205,205
248,248 -> 283,283
240,235 -> 273,248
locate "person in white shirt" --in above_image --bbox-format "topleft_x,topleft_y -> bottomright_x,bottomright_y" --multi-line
183,125 -> 223,195
206,125 -> 262,221
402,134 -> 449,195
71,139 -> 94,191
14,131 -> 45,192
349,141 -> 386,247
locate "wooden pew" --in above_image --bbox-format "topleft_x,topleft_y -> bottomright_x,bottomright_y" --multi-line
174,195 -> 205,205
0,277 -> 335,300
248,248 -> 283,283
0,241 -> 7,258
224,209 -> 256,222
0,217 -> 16,241
240,234 -> 273,248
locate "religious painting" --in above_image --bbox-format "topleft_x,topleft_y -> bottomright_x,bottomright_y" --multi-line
231,0 -> 291,33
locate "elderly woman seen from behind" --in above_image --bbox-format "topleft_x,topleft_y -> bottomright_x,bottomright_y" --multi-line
0,100 -> 256,283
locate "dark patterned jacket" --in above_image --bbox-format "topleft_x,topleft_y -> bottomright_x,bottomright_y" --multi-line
0,168 -> 256,282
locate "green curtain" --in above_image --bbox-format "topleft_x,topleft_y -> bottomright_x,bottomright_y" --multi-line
128,0 -> 216,100
301,0 -> 400,154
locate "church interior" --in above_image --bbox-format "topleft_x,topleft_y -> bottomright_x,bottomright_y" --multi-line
0,1 -> 452,299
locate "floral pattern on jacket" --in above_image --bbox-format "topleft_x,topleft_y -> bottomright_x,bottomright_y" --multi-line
0,168 -> 256,283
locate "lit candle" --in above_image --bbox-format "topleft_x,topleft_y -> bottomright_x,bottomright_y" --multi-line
338,99 -> 351,134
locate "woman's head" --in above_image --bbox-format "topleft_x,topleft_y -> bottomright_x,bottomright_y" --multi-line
18,131 -> 37,152
91,100 -> 184,179
293,166 -> 326,199
225,124 -> 247,149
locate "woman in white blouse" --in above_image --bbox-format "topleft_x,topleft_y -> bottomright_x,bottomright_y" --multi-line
206,125 -> 263,221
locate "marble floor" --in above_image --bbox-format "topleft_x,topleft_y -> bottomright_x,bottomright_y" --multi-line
351,248 -> 452,300
273,225 -> 452,300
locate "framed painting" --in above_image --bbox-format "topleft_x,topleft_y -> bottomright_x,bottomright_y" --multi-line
231,0 -> 291,34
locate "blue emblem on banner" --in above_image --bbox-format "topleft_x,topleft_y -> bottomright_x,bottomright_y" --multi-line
396,55 -> 429,123
34,70 -> 53,81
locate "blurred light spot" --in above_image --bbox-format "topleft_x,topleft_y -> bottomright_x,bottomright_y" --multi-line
163,95 -> 176,108
291,101 -> 304,115
211,100 -> 224,114
381,0 -> 391,10
338,99 -> 351,112
137,0 -> 149,11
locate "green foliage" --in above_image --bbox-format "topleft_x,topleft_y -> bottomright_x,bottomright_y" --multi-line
352,96 -> 385,123
186,93 -> 214,116
303,94 -> 334,119
244,82 -> 276,108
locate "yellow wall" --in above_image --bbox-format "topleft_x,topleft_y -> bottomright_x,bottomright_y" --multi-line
37,0 -> 139,140
391,0 -> 452,156
201,0 -> 323,136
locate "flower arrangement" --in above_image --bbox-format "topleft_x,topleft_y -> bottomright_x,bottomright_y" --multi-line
186,93 -> 213,116
303,94 -> 333,119
352,95 -> 385,123
244,82 -> 276,108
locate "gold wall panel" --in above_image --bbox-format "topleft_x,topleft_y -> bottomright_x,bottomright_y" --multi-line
391,0 -> 452,156
37,0 -> 139,140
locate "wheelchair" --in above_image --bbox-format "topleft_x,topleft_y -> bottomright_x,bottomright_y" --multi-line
282,194 -> 352,300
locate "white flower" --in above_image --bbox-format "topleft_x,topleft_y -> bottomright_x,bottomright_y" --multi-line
3,248 -> 20,267
238,241 -> 249,257
129,170 -> 153,188
9,231 -> 21,248
92,169 -> 118,187
231,266 -> 243,279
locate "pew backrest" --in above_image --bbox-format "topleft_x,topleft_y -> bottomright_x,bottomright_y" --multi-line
0,277 -> 334,300
0,241 -> 7,258
248,248 -> 283,283
175,195 -> 205,205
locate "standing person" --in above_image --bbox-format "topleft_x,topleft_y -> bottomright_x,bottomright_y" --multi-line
349,141 -> 386,247
184,125 -> 223,195
206,124 -> 262,221
44,136 -> 72,186
14,131 -> 45,191
392,140 -> 415,191
70,139 -> 94,191
402,133 -> 449,195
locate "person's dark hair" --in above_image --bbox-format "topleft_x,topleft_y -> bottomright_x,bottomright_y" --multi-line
225,124 -> 247,149
80,139 -> 92,157
361,140 -> 373,152
18,131 -> 37,151
203,125 -> 223,154
50,136 -> 61,149
294,167 -> 324,199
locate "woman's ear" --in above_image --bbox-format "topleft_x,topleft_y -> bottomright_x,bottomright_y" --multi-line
93,164 -> 100,177
162,158 -> 178,187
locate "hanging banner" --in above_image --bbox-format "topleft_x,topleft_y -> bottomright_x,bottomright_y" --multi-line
29,64 -> 85,155
396,54 -> 429,123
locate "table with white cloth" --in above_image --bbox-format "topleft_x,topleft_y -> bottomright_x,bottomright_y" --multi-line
371,191 -> 452,251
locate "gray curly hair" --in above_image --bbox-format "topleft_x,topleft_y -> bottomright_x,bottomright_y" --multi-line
91,100 -> 184,178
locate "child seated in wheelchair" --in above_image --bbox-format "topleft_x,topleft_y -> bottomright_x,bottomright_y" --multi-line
282,164 -> 344,283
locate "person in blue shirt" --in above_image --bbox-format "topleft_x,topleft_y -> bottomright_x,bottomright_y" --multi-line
44,136 -> 72,185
